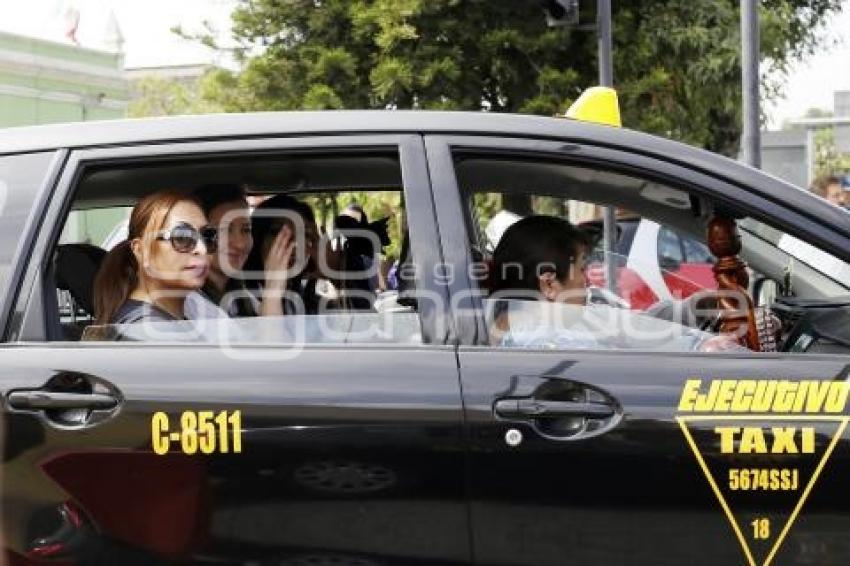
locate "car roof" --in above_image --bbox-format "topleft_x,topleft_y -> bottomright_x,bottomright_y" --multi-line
2,110 -> 848,238
0,110 -> 673,154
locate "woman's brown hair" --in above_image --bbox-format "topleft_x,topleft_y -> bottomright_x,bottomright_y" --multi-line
93,189 -> 198,324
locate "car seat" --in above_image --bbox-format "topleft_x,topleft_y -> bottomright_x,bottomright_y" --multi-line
53,244 -> 107,340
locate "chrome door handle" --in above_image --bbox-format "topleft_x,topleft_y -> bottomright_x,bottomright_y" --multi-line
494,398 -> 614,419
7,390 -> 118,411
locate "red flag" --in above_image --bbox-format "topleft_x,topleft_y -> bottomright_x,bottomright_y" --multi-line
64,5 -> 80,44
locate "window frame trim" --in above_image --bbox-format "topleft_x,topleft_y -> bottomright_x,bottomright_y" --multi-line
7,134 -> 454,347
0,149 -> 68,339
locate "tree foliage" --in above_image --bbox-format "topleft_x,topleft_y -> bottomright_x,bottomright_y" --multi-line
813,127 -> 850,178
304,191 -> 406,260
184,0 -> 843,157
127,76 -> 222,118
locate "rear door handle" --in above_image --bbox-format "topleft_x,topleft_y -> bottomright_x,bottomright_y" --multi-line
494,398 -> 614,419
7,390 -> 118,411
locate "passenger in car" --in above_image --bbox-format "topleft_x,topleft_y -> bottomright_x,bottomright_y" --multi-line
244,194 -> 341,314
186,184 -> 293,319
93,189 -> 216,325
489,215 -> 745,352
332,203 -> 392,309
492,215 -> 590,305
489,215 -> 596,347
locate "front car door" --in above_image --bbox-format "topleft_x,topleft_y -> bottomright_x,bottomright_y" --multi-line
1,134 -> 469,565
426,133 -> 850,566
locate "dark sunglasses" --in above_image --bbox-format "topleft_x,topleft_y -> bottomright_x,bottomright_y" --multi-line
156,222 -> 218,253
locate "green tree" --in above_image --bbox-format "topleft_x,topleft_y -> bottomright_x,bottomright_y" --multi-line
127,76 -> 223,117
192,0 -> 840,157
813,127 -> 850,178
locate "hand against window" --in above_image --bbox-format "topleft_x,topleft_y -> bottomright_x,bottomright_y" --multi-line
264,224 -> 297,292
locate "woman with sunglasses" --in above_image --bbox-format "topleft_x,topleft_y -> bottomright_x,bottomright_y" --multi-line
93,189 -> 217,325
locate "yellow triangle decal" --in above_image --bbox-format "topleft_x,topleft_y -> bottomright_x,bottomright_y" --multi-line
677,416 -> 847,566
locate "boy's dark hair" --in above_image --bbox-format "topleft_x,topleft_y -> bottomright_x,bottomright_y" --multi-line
492,215 -> 590,295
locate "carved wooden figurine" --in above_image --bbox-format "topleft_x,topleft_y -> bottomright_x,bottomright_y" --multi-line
706,216 -> 761,351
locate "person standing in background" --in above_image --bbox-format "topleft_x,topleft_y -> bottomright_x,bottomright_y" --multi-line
810,174 -> 846,207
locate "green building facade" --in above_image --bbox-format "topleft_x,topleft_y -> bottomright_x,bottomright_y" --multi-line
0,31 -> 131,245
0,30 -> 128,127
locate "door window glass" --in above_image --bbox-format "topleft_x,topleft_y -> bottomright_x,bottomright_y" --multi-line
44,151 -> 423,345
454,152 -> 850,355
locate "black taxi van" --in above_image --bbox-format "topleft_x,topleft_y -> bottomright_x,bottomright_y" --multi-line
1,94 -> 849,566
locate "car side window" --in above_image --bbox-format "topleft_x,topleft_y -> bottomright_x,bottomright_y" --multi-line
40,150 -> 425,346
453,151 -> 850,355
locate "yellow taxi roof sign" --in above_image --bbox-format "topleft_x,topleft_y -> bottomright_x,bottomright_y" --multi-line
565,86 -> 621,127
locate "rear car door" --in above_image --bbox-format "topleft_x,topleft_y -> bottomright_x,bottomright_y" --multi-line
426,133 -> 850,566
1,134 -> 469,565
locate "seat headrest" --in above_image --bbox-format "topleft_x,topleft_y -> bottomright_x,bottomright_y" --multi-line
55,244 -> 107,316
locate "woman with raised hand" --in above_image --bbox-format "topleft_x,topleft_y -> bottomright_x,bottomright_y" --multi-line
244,194 -> 336,315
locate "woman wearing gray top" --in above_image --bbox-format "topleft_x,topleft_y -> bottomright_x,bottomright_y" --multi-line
93,189 -> 217,326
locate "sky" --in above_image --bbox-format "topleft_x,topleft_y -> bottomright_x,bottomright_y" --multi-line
0,0 -> 238,67
0,0 -> 847,127
764,1 -> 850,127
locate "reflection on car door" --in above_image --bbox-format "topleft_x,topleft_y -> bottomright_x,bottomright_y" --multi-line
424,134 -> 850,566
1,136 -> 470,565
458,350 -> 850,566
1,345 -> 468,565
